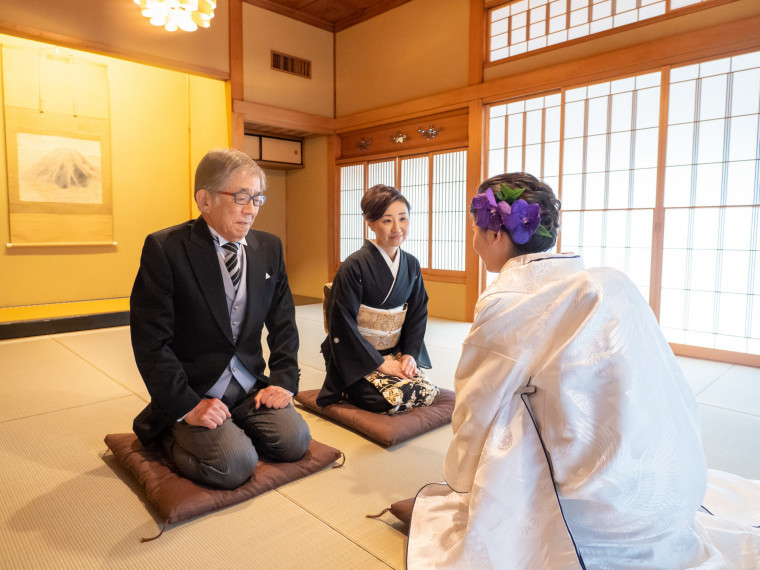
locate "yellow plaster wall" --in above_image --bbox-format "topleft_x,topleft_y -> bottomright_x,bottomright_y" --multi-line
335,0 -> 469,116
0,34 -> 228,322
242,4 -> 334,117
426,280 -> 468,322
189,76 -> 230,220
284,136 -> 330,298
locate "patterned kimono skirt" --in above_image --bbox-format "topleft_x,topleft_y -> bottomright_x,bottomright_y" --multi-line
352,304 -> 438,414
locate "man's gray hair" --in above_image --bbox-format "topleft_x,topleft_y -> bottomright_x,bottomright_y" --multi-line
194,148 -> 266,197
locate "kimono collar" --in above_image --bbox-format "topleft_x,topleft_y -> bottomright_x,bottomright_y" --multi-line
480,252 -> 585,301
370,240 -> 401,279
499,251 -> 585,275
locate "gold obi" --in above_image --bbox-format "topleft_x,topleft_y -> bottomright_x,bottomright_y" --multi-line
356,304 -> 407,350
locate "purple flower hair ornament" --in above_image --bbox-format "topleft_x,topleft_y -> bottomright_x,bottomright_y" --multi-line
471,188 -> 511,233
504,199 -> 541,244
471,183 -> 553,243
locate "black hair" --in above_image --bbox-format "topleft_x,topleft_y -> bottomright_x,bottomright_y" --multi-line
361,184 -> 411,222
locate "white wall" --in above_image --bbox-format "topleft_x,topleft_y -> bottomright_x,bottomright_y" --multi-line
335,0 -> 469,116
242,4 -> 334,117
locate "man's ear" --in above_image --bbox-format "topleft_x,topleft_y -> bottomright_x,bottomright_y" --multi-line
196,189 -> 212,213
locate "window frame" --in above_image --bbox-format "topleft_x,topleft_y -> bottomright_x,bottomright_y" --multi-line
485,0 -> 740,67
336,147 -> 469,284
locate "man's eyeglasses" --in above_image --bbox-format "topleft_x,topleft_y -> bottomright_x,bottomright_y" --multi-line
219,191 -> 266,206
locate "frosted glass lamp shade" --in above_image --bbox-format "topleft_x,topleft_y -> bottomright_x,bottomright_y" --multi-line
133,0 -> 216,32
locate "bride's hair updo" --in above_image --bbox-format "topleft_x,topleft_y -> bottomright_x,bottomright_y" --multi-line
473,172 -> 561,255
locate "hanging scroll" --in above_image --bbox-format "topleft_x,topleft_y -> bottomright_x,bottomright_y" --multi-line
2,45 -> 113,246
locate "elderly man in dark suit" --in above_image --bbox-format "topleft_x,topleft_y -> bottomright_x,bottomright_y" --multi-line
130,148 -> 311,490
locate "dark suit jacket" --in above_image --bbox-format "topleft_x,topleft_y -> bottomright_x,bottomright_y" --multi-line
130,216 -> 299,446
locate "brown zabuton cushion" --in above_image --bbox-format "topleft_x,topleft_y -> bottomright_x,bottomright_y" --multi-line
294,388 -> 455,447
104,433 -> 342,528
389,497 -> 415,526
366,497 -> 415,531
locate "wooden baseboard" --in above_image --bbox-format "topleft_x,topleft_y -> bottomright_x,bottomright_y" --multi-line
670,343 -> 760,368
0,298 -> 321,340
0,312 -> 130,341
292,295 -> 322,306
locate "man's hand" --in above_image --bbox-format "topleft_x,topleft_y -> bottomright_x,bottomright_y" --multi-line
378,357 -> 412,379
254,385 -> 292,409
184,398 -> 231,429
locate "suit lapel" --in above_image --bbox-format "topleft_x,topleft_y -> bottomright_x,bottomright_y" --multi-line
186,217 -> 234,343
240,231 -> 265,340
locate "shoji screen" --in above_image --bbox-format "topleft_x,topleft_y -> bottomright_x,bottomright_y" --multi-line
661,52 -> 760,354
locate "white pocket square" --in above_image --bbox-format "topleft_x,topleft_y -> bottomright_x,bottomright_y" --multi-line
266,273 -> 271,279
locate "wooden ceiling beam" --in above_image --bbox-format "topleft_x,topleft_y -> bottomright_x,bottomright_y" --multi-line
233,99 -> 336,135
243,0 -> 335,31
332,0 -> 413,31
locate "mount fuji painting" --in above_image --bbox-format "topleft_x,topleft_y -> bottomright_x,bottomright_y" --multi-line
17,132 -> 103,204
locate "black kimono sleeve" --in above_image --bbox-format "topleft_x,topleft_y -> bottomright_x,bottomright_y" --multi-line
398,258 -> 431,369
317,258 -> 384,406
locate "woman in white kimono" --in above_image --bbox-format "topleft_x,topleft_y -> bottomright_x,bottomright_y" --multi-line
407,173 -> 760,568
317,184 -> 439,414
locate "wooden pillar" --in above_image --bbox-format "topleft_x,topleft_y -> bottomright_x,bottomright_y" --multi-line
229,0 -> 245,150
469,0 -> 485,86
327,134 -> 341,275
650,66 -> 671,321
466,99 -> 484,319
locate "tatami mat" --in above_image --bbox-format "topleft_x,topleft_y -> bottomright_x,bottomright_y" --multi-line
698,403 -> 760,479
677,355 -> 733,395
0,397 -> 389,569
420,317 -> 472,351
696,363 -> 760,416
282,409 -> 449,569
52,327 -> 149,399
299,363 -> 330,391
295,303 -> 325,324
0,336 -> 132,422
0,303 -> 757,569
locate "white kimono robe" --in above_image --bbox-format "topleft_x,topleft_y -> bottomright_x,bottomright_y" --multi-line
408,253 -> 760,569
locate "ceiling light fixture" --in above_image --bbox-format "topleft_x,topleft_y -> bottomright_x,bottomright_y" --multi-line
133,0 -> 216,32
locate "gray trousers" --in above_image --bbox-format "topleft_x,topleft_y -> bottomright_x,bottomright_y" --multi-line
162,387 -> 311,490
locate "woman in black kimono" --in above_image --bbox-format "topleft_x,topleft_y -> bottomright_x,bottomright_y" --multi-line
317,184 -> 439,413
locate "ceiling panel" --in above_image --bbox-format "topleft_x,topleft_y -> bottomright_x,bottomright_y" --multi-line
244,0 -> 413,32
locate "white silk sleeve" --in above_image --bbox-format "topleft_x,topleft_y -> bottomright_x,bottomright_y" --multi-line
444,341 -> 527,493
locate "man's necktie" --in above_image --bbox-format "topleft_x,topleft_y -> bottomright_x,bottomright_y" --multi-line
222,242 -> 241,289
222,376 -> 245,407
